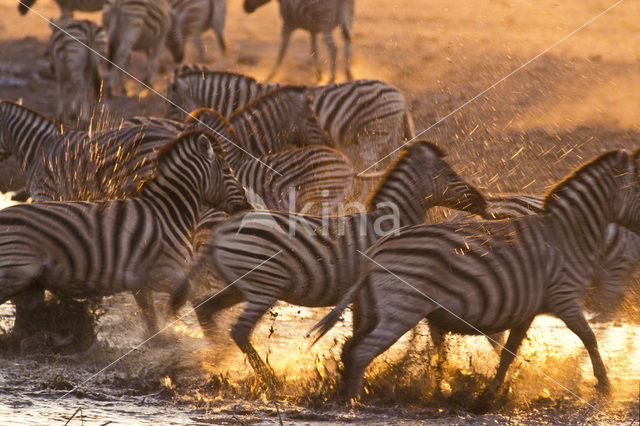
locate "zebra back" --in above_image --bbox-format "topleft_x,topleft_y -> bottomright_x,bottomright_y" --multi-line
166,70 -> 280,119
229,86 -> 331,156
0,101 -> 61,168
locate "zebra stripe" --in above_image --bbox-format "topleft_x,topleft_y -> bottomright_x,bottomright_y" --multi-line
308,79 -> 414,168
243,0 -> 354,82
176,140 -> 487,380
48,19 -> 106,127
102,0 -> 184,95
166,70 -> 414,168
311,149 -> 640,402
228,86 -> 332,156
0,130 -> 249,335
19,0 -> 107,18
187,108 -> 380,215
166,69 -> 279,119
169,0 -> 227,63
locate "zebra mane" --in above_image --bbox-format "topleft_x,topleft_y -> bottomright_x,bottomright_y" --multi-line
229,85 -> 308,118
543,150 -> 630,211
155,129 -> 224,165
0,100 -> 58,127
365,140 -> 446,209
184,108 -> 239,155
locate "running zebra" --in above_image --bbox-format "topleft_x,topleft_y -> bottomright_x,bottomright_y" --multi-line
169,0 -> 227,63
166,70 -> 414,168
48,19 -> 106,127
0,130 -> 250,336
307,79 -> 414,169
172,140 -> 487,383
102,0 -> 184,96
243,0 -> 354,82
187,107 -> 380,215
310,149 -> 640,406
228,87 -> 332,156
19,0 -> 107,19
0,101 -> 61,195
0,100 -> 182,201
166,69 -> 280,119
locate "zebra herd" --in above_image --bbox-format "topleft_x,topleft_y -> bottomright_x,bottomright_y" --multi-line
3,0 -> 639,414
21,0 -> 355,126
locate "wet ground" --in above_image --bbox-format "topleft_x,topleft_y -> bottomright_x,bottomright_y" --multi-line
1,0 -> 640,423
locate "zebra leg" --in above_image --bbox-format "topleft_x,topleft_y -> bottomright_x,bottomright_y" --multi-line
341,309 -> 427,399
341,24 -> 353,80
12,287 -> 46,337
265,26 -> 292,82
230,297 -> 279,387
143,46 -> 160,87
473,318 -> 533,412
430,324 -> 448,395
322,31 -> 338,84
211,0 -> 227,66
557,310 -> 611,394
309,32 -> 321,83
132,288 -> 158,337
193,285 -> 244,339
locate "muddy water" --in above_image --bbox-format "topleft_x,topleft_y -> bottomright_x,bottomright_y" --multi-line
0,185 -> 638,424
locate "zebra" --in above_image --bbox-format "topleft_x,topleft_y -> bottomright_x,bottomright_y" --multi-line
102,0 -> 184,96
228,86 -> 332,156
0,130 -> 250,336
186,107 -> 381,215
171,140 -> 487,383
169,0 -> 227,64
48,18 -> 106,128
243,0 -> 354,83
166,69 -> 280,119
18,0 -> 107,19
307,79 -> 414,169
166,70 -> 414,168
309,149 -> 640,406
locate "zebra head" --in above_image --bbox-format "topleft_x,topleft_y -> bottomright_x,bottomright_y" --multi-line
155,130 -> 251,215
243,0 -> 271,13
613,149 -> 640,233
368,140 -> 487,219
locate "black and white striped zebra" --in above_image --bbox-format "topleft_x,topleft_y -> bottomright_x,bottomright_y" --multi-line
18,0 -> 107,19
166,69 -> 280,119
243,0 -> 354,82
48,18 -> 106,127
228,86 -> 332,156
102,0 -> 184,96
186,107 -> 381,216
0,100 -> 182,202
0,130 -> 250,335
169,0 -> 227,64
166,70 -> 413,168
173,140 -> 487,382
307,79 -> 414,168
310,149 -> 640,405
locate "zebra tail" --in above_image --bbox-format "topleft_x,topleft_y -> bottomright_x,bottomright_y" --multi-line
307,275 -> 366,346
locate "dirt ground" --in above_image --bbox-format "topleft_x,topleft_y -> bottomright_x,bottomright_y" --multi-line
1,0 -> 640,424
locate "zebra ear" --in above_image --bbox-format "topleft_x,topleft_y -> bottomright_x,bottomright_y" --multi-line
196,134 -> 214,160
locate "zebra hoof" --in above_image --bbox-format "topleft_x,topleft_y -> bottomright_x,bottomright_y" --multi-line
595,380 -> 611,395
469,391 -> 494,414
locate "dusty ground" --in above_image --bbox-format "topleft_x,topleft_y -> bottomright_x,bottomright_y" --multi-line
1,0 -> 640,423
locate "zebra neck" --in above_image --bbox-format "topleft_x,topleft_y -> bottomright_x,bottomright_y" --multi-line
141,176 -> 202,244
220,140 -> 248,170
1,106 -> 58,170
